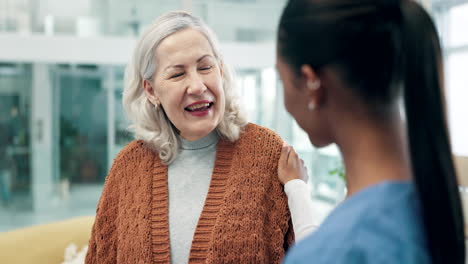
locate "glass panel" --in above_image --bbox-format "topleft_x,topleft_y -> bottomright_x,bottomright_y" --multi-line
237,69 -> 259,122
0,0 -> 31,33
191,0 -> 287,42
0,0 -> 289,40
447,51 -> 468,157
114,66 -> 133,156
448,3 -> 468,47
0,63 -> 32,231
53,65 -> 108,184
100,1 -> 182,36
259,68 -> 277,128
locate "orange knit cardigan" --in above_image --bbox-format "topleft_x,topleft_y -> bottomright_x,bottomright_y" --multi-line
85,123 -> 294,264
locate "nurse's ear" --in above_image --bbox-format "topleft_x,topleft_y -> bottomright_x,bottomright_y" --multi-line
300,64 -> 325,111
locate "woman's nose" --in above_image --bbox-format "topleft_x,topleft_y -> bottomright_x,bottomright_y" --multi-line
186,73 -> 207,95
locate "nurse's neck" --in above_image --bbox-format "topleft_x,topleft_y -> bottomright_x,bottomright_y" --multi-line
335,114 -> 412,197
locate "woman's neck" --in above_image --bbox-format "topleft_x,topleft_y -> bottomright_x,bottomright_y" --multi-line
179,131 -> 219,150
335,116 -> 412,197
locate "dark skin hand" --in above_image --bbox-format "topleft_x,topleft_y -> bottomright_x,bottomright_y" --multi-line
278,142 -> 309,185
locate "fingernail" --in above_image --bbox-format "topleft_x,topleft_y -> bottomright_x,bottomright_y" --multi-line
283,141 -> 289,147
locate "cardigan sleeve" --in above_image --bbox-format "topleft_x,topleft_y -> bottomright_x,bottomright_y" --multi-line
85,159 -> 121,264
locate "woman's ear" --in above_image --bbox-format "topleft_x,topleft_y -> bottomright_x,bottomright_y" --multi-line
143,80 -> 160,106
218,60 -> 224,78
301,64 -> 325,110
300,65 -> 320,90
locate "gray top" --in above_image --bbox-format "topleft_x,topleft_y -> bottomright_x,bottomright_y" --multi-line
168,131 -> 219,264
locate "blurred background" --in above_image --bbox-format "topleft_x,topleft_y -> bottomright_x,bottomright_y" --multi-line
0,0 -> 467,234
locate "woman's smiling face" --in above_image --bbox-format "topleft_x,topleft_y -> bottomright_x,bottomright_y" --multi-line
145,28 -> 225,141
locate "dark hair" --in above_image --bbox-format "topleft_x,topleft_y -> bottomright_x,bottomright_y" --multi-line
278,0 -> 465,263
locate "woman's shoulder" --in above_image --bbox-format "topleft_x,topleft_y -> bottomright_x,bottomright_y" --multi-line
238,123 -> 283,148
104,140 -> 162,186
226,123 -> 284,168
113,139 -> 159,161
109,140 -> 162,172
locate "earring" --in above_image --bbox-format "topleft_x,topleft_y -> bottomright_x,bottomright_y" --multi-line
307,80 -> 320,90
308,102 -> 316,111
149,98 -> 160,110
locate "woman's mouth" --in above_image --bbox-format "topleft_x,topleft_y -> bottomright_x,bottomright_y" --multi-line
184,101 -> 214,117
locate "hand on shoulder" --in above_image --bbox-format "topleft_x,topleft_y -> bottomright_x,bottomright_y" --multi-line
278,142 -> 309,185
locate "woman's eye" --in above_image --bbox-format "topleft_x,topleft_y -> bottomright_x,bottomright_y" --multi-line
170,72 -> 184,79
199,66 -> 212,71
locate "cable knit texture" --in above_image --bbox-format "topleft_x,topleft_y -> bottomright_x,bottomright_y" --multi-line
85,123 -> 294,264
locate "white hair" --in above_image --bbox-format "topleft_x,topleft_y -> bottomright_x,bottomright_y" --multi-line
123,11 -> 247,165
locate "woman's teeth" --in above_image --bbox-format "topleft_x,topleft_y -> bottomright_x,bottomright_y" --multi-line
186,103 -> 211,111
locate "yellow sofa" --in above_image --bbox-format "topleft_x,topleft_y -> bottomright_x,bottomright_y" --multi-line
0,216 -> 94,264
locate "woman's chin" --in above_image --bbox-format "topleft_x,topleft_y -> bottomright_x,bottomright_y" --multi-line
308,135 -> 332,149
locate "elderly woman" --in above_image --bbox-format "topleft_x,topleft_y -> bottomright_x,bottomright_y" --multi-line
85,11 -> 295,264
